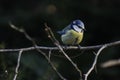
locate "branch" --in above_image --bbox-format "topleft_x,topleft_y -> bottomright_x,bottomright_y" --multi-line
0,22 -> 119,80
44,23 -> 83,80
13,49 -> 23,80
9,23 -> 66,80
100,58 -> 120,68
0,40 -> 120,52
84,45 -> 107,80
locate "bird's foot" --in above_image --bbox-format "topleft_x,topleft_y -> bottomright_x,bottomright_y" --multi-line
62,45 -> 68,50
77,45 -> 81,50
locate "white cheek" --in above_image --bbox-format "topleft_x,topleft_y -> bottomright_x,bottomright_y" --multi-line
73,25 -> 82,32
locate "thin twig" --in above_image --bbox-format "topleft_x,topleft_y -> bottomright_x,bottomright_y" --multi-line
13,49 -> 23,80
9,23 -> 66,80
0,40 -> 120,52
36,46 -> 67,80
6,22 -> 120,80
48,50 -> 52,60
101,58 -> 120,68
45,23 -> 83,80
58,45 -> 83,80
84,45 -> 107,80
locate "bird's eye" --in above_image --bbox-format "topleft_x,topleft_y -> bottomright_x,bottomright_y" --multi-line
73,25 -> 82,32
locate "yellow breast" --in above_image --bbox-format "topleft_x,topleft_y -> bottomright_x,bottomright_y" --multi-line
61,30 -> 83,45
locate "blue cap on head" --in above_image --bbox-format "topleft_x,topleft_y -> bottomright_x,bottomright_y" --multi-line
72,20 -> 85,30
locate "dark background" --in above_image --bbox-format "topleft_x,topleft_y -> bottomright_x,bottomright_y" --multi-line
0,0 -> 120,80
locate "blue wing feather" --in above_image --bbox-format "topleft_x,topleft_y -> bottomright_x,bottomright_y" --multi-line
57,24 -> 72,35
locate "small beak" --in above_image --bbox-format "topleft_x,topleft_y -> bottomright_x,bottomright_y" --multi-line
78,25 -> 86,31
83,28 -> 86,31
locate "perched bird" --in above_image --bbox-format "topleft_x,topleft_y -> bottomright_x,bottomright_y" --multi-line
57,20 -> 85,45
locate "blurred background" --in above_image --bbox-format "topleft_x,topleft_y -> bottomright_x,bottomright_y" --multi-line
0,0 -> 120,80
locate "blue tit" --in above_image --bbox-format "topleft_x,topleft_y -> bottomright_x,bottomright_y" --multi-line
57,20 -> 85,45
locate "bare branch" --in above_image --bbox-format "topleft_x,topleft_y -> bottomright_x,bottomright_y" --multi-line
9,22 -> 25,34
84,45 -> 107,80
45,23 -> 83,80
101,58 -> 120,68
0,22 -> 117,80
36,47 -> 67,80
9,23 -> 66,80
48,50 -> 52,60
13,49 -> 23,80
0,40 -> 120,52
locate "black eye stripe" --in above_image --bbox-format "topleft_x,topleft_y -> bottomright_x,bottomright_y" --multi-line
77,26 -> 82,29
72,25 -> 83,32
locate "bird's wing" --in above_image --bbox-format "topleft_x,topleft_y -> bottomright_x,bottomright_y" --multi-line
57,25 -> 71,34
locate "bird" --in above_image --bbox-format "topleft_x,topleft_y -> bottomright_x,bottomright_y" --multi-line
57,19 -> 85,45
